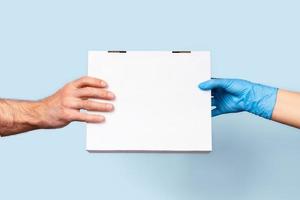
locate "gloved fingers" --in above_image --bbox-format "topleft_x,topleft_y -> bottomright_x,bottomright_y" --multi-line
211,88 -> 228,99
212,108 -> 223,117
211,88 -> 218,97
211,97 -> 217,107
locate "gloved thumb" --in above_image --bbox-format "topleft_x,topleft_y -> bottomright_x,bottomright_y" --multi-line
198,78 -> 228,91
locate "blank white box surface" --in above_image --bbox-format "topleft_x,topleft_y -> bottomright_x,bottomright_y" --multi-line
87,51 -> 211,152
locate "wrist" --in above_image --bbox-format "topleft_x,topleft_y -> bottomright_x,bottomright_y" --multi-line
16,100 -> 46,129
246,83 -> 278,119
32,100 -> 51,129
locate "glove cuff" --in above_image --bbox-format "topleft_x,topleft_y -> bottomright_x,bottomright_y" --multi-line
247,84 -> 278,119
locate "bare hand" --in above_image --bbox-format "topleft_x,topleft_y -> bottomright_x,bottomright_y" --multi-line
37,76 -> 115,129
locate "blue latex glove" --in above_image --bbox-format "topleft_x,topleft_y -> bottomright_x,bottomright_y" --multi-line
199,78 -> 278,119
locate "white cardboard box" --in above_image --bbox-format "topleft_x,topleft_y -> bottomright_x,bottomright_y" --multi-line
87,51 -> 211,152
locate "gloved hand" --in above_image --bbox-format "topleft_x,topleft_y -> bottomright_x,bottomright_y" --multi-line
199,78 -> 278,119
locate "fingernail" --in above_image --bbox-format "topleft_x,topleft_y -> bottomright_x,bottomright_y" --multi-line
106,104 -> 114,111
107,92 -> 115,99
101,81 -> 107,87
98,115 -> 105,122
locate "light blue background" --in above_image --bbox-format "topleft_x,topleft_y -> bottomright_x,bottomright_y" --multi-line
0,0 -> 300,199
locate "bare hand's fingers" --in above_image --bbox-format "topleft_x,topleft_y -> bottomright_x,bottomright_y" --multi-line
75,87 -> 115,100
73,76 -> 107,88
71,111 -> 105,123
74,100 -> 114,112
